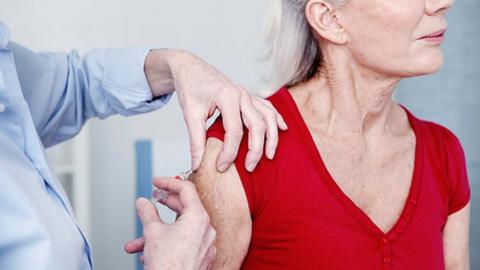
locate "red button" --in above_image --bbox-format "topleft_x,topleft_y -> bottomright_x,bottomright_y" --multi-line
380,237 -> 389,245
383,256 -> 392,264
404,214 -> 412,220
410,198 -> 418,205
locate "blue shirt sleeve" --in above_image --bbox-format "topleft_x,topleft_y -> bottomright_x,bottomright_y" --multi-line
8,42 -> 172,147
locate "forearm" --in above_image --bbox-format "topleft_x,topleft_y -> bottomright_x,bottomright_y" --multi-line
10,42 -> 172,147
144,49 -> 176,97
144,49 -> 200,98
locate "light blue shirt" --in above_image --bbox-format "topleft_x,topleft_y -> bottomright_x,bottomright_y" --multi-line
0,22 -> 171,270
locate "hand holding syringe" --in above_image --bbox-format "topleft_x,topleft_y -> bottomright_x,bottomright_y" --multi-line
151,170 -> 193,205
126,175 -> 216,269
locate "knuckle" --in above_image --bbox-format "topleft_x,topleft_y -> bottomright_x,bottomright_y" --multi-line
246,155 -> 261,167
196,212 -> 211,226
268,134 -> 279,144
249,154 -> 262,164
228,128 -> 244,140
266,128 -> 279,140
190,152 -> 202,161
221,155 -> 236,165
189,143 -> 202,153
249,148 -> 263,157
266,111 -> 277,121
166,180 -> 175,191
193,215 -> 210,229
260,123 -> 268,133
253,124 -> 266,135
248,119 -> 265,131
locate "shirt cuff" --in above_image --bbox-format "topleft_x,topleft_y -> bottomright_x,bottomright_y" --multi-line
101,47 -> 172,116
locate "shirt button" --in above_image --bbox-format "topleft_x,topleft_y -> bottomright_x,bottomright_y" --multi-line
380,237 -> 389,245
383,256 -> 392,264
410,198 -> 418,205
0,103 -> 5,113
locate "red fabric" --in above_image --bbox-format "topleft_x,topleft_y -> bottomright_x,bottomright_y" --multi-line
206,87 -> 470,270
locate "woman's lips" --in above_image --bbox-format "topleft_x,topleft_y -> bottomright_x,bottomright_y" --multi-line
419,29 -> 447,44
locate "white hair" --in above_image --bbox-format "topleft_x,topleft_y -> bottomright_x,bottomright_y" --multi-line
264,0 -> 347,89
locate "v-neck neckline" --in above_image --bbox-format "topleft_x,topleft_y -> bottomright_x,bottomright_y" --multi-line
279,87 -> 424,242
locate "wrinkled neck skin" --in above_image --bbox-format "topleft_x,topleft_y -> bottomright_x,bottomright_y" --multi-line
291,45 -> 411,140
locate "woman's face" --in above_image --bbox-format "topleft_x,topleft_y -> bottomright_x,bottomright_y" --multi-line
337,0 -> 453,78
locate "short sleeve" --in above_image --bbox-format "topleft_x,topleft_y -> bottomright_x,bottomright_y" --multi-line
441,128 -> 471,215
206,117 -> 255,215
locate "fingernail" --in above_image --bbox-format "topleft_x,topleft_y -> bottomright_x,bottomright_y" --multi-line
152,189 -> 169,201
135,199 -> 145,210
267,149 -> 275,160
247,162 -> 256,172
217,162 -> 229,172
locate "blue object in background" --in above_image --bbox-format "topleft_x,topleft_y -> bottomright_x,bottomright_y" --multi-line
135,141 -> 153,270
135,139 -> 188,270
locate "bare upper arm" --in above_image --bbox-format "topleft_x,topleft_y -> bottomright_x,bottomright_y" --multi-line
443,203 -> 470,270
190,138 -> 252,270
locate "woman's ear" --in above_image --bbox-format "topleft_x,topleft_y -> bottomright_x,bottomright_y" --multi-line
305,0 -> 348,44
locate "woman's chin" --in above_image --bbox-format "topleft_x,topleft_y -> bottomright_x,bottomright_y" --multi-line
417,50 -> 444,75
403,53 -> 444,77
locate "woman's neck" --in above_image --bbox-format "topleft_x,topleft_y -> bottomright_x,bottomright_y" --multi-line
290,47 -> 409,137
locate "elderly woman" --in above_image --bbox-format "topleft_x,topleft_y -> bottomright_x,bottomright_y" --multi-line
192,0 -> 471,269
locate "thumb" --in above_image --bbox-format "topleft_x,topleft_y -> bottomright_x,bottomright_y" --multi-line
136,198 -> 163,226
185,114 -> 207,171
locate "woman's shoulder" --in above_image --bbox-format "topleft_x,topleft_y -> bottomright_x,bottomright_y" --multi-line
205,87 -> 295,217
265,86 -> 290,105
411,114 -> 466,168
410,114 -> 470,214
412,115 -> 464,152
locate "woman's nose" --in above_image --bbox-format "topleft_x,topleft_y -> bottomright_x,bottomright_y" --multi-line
425,0 -> 454,16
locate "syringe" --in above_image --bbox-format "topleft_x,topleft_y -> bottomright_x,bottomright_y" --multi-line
151,170 -> 193,204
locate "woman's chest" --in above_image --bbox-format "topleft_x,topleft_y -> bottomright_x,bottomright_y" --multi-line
249,152 -> 447,270
310,132 -> 416,232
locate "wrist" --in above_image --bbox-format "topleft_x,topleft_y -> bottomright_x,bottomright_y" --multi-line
162,48 -> 194,71
144,48 -> 186,97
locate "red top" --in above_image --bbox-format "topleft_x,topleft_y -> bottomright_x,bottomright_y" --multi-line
206,87 -> 470,270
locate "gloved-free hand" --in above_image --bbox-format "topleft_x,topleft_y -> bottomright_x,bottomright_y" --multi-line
144,49 -> 288,173
124,177 -> 216,270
